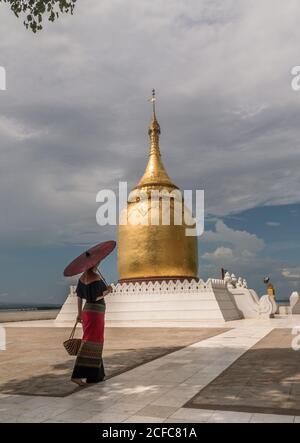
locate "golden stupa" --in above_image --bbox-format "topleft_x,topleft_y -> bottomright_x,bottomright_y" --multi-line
118,90 -> 198,282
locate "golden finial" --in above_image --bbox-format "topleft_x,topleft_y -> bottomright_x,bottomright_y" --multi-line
150,88 -> 156,117
148,89 -> 161,148
134,90 -> 177,190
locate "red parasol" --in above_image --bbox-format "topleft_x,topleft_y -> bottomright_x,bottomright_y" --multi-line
63,240 -> 116,277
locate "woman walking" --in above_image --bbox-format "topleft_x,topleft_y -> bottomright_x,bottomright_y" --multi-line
71,264 -> 112,386
63,241 -> 116,386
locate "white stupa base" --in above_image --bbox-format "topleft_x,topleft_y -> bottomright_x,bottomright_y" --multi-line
56,274 -> 282,326
56,278 -> 247,326
105,279 -> 243,325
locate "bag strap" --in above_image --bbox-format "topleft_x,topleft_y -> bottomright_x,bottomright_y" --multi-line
69,321 -> 78,339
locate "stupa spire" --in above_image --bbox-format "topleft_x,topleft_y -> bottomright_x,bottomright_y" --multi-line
150,88 -> 156,117
135,89 -> 178,190
148,88 -> 161,156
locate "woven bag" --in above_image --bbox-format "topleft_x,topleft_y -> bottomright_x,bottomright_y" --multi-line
63,321 -> 82,356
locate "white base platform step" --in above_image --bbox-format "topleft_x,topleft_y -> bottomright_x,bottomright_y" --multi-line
56,278 -> 243,326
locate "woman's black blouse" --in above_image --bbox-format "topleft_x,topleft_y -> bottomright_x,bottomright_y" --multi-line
76,279 -> 107,304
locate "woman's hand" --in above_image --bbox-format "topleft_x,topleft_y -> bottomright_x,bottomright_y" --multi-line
103,285 -> 113,296
76,313 -> 82,323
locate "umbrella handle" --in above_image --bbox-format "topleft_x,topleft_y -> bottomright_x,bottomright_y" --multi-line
96,268 -> 109,287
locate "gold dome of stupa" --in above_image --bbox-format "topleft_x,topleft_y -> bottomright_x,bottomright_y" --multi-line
118,90 -> 198,282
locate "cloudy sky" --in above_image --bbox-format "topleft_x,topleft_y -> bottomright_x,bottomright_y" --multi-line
0,0 -> 299,306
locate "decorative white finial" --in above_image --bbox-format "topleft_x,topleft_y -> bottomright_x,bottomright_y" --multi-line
224,271 -> 231,284
231,273 -> 237,287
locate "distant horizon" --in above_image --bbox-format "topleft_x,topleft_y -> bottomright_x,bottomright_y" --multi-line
0,304 -> 61,310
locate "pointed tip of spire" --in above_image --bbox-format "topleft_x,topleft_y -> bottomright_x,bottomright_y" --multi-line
133,91 -> 178,191
150,88 -> 157,120
149,88 -> 160,132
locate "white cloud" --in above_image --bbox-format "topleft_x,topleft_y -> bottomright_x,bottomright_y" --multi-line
203,220 -> 264,253
202,220 -> 265,271
282,268 -> 300,279
203,246 -> 234,262
266,221 -> 280,227
0,115 -> 47,141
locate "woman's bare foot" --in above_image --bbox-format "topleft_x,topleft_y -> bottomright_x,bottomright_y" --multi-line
71,378 -> 86,387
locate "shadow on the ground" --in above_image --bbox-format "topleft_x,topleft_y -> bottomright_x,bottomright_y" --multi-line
185,329 -> 300,416
0,345 -> 181,397
0,326 -> 227,397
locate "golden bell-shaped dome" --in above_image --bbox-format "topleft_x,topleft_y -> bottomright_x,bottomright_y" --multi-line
118,91 -> 198,282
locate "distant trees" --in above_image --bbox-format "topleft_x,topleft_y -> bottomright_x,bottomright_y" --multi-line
1,0 -> 77,32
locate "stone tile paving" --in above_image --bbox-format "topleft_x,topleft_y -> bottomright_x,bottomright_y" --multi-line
185,328 -> 300,416
0,327 -> 226,397
0,316 -> 300,423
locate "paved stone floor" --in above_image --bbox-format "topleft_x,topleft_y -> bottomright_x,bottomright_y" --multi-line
0,316 -> 300,423
0,327 -> 227,397
185,328 -> 300,415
